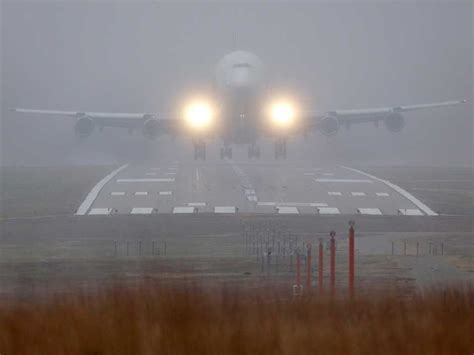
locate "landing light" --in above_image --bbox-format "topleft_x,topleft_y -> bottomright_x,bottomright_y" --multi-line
269,101 -> 296,128
184,100 -> 214,130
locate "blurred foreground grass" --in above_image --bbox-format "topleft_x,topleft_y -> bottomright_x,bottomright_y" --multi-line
0,284 -> 472,354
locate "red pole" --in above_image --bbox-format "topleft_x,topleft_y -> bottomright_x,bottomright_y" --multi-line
296,252 -> 301,290
330,231 -> 336,296
318,239 -> 323,293
348,221 -> 355,298
306,243 -> 312,291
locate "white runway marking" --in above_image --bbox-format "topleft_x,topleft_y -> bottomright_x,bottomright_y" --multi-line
257,202 -> 328,207
76,164 -> 129,215
168,167 -> 177,170
315,178 -> 373,183
357,208 -> 382,215
351,192 -> 366,196
116,178 -> 175,183
317,207 -> 341,215
111,192 -> 126,196
328,192 -> 342,196
323,173 -> 334,176
376,192 -> 390,197
146,172 -> 157,176
173,206 -> 196,214
165,172 -> 176,175
159,191 -> 173,195
130,207 -> 155,214
188,202 -> 206,207
277,206 -> 299,214
398,208 -> 424,216
134,191 -> 148,196
88,208 -> 112,215
341,166 -> 438,216
214,206 -> 237,214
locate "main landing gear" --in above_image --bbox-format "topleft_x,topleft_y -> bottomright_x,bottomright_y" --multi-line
248,144 -> 261,159
274,138 -> 287,159
193,140 -> 206,160
220,146 -> 233,159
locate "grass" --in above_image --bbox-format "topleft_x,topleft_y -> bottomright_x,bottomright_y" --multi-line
0,283 -> 472,354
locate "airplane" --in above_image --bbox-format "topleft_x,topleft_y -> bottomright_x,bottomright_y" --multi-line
10,50 -> 466,160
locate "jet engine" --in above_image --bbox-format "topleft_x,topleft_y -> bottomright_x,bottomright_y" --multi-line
74,116 -> 95,138
142,119 -> 161,140
319,115 -> 339,136
384,112 -> 405,132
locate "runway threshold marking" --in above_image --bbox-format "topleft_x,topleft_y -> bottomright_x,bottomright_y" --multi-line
88,208 -> 113,215
376,192 -> 390,197
116,178 -> 175,183
398,208 -> 423,216
76,164 -> 129,216
130,207 -> 156,214
173,206 -> 196,214
226,159 -> 259,203
357,208 -> 383,215
317,207 -> 341,215
214,206 -> 237,214
134,191 -> 148,196
315,178 -> 373,183
188,202 -> 206,207
159,191 -> 173,195
351,192 -> 366,196
341,166 -> 437,216
111,192 -> 126,196
277,206 -> 299,214
328,192 -> 342,196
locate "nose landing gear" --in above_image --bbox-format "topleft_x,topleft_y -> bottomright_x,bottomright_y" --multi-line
220,146 -> 233,159
193,140 -> 206,160
248,144 -> 261,159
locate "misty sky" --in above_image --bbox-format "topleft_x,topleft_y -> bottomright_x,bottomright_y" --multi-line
1,1 -> 472,166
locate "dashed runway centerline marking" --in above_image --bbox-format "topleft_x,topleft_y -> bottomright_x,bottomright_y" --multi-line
159,191 -> 173,195
111,192 -> 126,196
351,192 -> 366,196
134,191 -> 148,196
187,202 -> 206,207
328,192 -> 342,196
376,192 -> 390,197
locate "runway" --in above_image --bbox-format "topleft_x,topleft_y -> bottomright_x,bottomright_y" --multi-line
77,159 -> 438,216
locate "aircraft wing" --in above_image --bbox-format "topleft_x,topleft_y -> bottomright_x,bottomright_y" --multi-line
310,99 -> 466,126
9,108 -> 178,136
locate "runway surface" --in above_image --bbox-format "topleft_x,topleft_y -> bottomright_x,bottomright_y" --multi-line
77,159 -> 438,216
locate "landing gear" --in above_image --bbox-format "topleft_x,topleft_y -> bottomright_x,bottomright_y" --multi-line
274,138 -> 287,159
193,140 -> 206,160
220,146 -> 233,159
248,144 -> 261,159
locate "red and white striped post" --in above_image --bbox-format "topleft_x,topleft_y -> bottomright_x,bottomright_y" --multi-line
348,221 -> 355,298
330,231 -> 336,297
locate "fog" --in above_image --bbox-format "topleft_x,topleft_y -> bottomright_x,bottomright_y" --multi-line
1,1 -> 472,167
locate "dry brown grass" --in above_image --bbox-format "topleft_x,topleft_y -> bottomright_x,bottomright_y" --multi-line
0,283 -> 473,354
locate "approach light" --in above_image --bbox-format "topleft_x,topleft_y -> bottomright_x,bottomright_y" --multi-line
184,100 -> 214,130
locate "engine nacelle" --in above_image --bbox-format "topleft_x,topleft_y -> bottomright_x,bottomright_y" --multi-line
142,119 -> 161,140
74,116 -> 95,138
319,115 -> 339,136
384,112 -> 405,132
